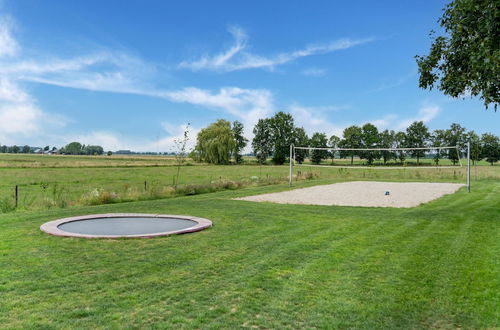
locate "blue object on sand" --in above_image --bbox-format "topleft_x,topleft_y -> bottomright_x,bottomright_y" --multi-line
385,191 -> 390,196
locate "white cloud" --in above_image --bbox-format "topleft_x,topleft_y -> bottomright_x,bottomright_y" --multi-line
0,14 -> 156,95
0,102 -> 41,135
62,123 -> 201,152
288,103 -> 441,142
0,17 -> 274,149
159,122 -> 199,151
0,13 -> 443,152
0,79 -> 39,133
0,77 -> 67,144
363,105 -> 441,132
396,105 -> 440,130
0,76 -> 29,102
178,26 -> 373,72
67,131 -> 125,151
0,17 -> 76,145
2,52 -> 157,95
301,68 -> 327,77
160,86 -> 274,141
289,104 -> 346,137
366,71 -> 416,94
158,123 -> 200,152
0,16 -> 18,57
180,26 -> 248,72
369,114 -> 398,130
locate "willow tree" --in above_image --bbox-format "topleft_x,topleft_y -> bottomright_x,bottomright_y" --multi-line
194,119 -> 236,164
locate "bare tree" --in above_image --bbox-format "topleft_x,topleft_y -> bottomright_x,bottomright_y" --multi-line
173,123 -> 190,188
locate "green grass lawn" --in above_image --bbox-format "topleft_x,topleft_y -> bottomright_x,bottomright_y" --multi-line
0,177 -> 499,328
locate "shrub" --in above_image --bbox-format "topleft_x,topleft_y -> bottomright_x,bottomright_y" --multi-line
0,197 -> 15,213
80,188 -> 119,206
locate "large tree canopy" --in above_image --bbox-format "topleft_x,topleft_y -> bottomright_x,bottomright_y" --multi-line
231,121 -> 248,164
416,0 -> 499,109
193,119 -> 236,164
339,125 -> 362,165
252,118 -> 273,165
269,112 -> 295,165
405,121 -> 430,165
309,132 -> 328,164
293,127 -> 309,164
360,123 -> 380,165
481,133 -> 500,165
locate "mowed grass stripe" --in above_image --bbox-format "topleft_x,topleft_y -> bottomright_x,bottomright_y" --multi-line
0,180 -> 498,328
258,213 -> 435,328
125,204 -> 385,327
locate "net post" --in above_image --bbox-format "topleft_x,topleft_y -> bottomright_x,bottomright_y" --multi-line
467,140 -> 471,193
456,146 -> 463,167
289,144 -> 293,187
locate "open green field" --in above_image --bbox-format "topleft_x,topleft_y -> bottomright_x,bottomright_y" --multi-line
1,180 -> 499,328
0,153 -> 493,168
1,154 -> 498,213
0,154 -> 499,328
0,153 -> 180,168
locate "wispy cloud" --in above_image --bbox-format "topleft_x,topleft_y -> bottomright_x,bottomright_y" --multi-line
0,16 -> 151,145
0,15 -> 280,149
0,16 -> 18,57
2,52 -> 157,95
365,105 -> 441,132
366,71 -> 416,94
160,86 -> 274,141
288,103 -> 441,141
289,103 -> 348,137
395,105 -> 440,130
301,68 -> 327,77
0,13 -> 157,95
369,114 -> 398,130
0,18 -> 69,144
62,123 -> 201,152
178,26 -> 373,72
0,77 -> 69,144
0,13 -> 441,151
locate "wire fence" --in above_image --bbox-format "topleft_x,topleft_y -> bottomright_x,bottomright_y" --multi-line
1,164 -> 497,214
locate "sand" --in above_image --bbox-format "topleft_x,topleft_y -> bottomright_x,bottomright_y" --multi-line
235,181 -> 465,208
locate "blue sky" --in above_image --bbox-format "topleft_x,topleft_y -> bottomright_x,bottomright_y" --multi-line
0,0 -> 498,151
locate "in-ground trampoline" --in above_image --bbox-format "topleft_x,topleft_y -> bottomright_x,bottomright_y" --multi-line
40,213 -> 212,238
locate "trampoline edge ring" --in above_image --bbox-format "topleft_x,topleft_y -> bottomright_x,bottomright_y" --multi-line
40,213 -> 213,239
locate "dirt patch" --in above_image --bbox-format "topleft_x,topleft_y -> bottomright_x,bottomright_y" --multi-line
235,181 -> 465,208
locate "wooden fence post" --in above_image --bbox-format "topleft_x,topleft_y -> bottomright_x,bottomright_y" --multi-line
15,185 -> 18,208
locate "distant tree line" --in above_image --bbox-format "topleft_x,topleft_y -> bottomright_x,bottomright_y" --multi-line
191,112 -> 500,166
0,145 -> 59,154
59,142 -> 104,155
0,142 -> 105,155
0,145 -> 33,153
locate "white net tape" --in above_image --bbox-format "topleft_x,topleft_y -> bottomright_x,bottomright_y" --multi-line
292,145 -> 463,169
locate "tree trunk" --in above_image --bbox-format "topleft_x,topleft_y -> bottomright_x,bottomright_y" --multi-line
175,165 -> 181,188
